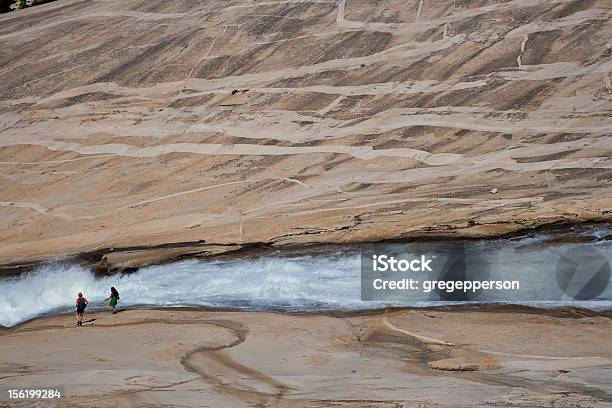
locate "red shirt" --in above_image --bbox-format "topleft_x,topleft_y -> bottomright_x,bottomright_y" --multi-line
76,297 -> 88,305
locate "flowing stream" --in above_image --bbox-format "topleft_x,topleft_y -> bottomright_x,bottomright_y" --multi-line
1,229 -> 611,327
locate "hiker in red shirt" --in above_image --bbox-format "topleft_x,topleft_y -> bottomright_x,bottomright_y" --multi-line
75,292 -> 88,326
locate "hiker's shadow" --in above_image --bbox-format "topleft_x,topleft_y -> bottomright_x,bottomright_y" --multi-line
82,318 -> 97,324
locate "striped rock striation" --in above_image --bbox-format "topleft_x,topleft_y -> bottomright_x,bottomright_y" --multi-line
0,0 -> 610,266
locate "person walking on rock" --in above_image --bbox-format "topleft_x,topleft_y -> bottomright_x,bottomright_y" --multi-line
76,292 -> 88,326
105,287 -> 120,314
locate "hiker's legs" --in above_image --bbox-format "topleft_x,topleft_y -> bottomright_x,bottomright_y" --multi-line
77,313 -> 83,325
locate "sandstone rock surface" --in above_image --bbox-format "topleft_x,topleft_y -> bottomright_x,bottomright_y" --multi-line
0,0 -> 610,265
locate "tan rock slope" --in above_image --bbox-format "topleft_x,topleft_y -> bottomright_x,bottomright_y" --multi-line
2,308 -> 612,407
0,0 -> 610,265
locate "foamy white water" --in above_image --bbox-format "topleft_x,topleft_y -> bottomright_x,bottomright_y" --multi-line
0,254 -> 371,327
1,236 -> 611,327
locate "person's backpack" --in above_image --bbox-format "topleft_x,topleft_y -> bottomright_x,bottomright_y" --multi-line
78,298 -> 87,310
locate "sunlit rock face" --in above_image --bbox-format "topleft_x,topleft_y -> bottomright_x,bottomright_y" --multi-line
0,0 -> 610,264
